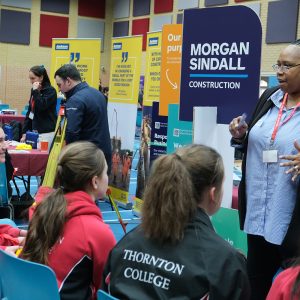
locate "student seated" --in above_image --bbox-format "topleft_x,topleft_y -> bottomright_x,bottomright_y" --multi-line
21,141 -> 116,300
102,144 -> 250,299
267,264 -> 300,299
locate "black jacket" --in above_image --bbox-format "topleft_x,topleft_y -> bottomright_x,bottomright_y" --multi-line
65,82 -> 112,170
22,84 -> 57,134
235,86 -> 300,259
102,208 -> 250,300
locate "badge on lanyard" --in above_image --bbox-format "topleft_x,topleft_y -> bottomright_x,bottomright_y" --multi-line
262,93 -> 288,164
263,149 -> 278,163
29,95 -> 35,120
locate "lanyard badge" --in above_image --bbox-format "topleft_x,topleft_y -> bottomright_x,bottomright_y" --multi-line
263,93 -> 290,164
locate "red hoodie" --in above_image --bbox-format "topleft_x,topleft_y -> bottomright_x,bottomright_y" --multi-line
46,191 -> 116,300
0,225 -> 21,249
267,266 -> 300,300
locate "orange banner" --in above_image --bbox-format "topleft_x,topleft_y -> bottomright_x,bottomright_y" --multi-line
159,24 -> 182,116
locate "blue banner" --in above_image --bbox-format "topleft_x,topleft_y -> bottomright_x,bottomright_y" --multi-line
179,6 -> 262,123
150,102 -> 168,162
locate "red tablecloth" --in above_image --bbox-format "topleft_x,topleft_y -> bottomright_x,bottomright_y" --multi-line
0,115 -> 25,125
8,148 -> 48,176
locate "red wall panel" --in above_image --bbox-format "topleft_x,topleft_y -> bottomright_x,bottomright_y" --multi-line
39,14 -> 69,47
78,0 -> 105,18
154,0 -> 173,13
132,18 -> 149,51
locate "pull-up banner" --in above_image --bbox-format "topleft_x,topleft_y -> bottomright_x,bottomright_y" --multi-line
143,31 -> 162,107
179,6 -> 262,123
51,38 -> 101,89
159,24 -> 182,116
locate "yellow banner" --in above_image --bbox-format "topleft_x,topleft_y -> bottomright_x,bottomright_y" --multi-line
143,31 -> 162,107
108,36 -> 143,104
109,186 -> 131,208
50,39 -> 101,89
159,24 -> 182,116
133,197 -> 143,214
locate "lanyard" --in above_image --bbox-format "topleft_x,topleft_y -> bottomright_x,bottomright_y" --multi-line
271,93 -> 300,144
30,95 -> 35,112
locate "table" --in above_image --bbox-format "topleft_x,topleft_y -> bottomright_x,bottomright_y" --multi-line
8,147 -> 49,201
8,148 -> 48,177
0,115 -> 25,125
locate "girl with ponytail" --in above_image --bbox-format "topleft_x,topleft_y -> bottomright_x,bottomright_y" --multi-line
102,144 -> 250,299
22,141 -> 116,300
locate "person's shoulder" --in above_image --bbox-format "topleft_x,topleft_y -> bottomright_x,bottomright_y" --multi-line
111,226 -> 142,251
267,265 -> 300,299
189,220 -> 245,262
260,86 -> 281,101
87,85 -> 105,98
42,84 -> 57,96
75,83 -> 101,97
274,265 -> 300,285
80,214 -> 115,241
210,230 -> 245,259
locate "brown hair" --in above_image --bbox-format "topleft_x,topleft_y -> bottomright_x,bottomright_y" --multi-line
141,144 -> 224,244
21,141 -> 106,264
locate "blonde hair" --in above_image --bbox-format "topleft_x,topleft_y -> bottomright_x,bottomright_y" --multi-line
141,144 -> 224,244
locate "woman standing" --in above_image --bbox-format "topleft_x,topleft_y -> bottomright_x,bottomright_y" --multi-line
21,65 -> 57,144
229,39 -> 300,299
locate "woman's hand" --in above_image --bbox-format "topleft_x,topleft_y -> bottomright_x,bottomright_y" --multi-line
280,140 -> 300,182
229,116 -> 248,139
32,81 -> 41,90
19,229 -> 27,237
4,246 -> 20,257
20,134 -> 26,143
17,236 -> 26,246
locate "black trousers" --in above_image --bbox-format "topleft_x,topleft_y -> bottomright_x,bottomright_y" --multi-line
247,234 -> 282,300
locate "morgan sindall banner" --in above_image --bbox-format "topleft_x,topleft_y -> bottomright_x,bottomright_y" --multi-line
179,6 -> 262,123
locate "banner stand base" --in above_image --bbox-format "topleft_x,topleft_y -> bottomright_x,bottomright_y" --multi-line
104,198 -> 132,210
115,200 -> 132,209
132,209 -> 140,218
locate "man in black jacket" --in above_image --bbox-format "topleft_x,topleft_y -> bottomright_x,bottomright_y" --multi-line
54,64 -> 112,173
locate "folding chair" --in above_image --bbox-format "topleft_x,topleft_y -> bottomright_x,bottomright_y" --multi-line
97,289 -> 119,300
0,249 -> 60,300
0,218 -> 17,228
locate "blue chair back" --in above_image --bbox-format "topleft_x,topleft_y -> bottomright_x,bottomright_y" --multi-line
0,104 -> 9,111
0,249 -> 60,300
0,218 -> 17,228
97,289 -> 119,300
